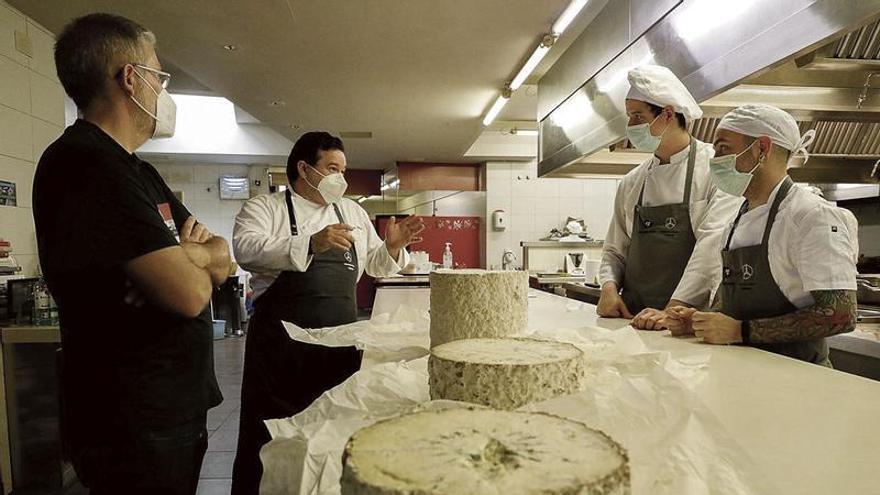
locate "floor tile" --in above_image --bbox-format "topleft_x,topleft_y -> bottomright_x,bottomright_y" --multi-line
207,427 -> 239,452
196,478 -> 233,495
199,451 -> 236,479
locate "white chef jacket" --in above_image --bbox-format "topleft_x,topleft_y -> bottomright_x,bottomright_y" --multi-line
233,191 -> 409,300
598,139 -> 741,308
720,179 -> 859,309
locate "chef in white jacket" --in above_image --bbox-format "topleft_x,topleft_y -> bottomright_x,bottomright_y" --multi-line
664,104 -> 858,367
230,131 -> 424,494
597,65 -> 740,329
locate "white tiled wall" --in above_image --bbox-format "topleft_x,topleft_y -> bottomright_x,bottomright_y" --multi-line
151,163 -> 252,256
0,1 -> 64,278
485,161 -> 619,270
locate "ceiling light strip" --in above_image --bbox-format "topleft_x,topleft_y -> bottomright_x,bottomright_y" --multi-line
509,43 -> 552,91
480,0 -> 589,126
553,0 -> 588,35
482,95 -> 510,126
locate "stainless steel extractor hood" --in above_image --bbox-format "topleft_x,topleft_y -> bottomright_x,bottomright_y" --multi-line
537,0 -> 880,189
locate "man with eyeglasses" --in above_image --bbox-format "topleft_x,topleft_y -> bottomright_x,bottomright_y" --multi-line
32,13 -> 233,495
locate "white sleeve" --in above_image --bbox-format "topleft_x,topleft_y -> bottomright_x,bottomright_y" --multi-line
670,188 -> 741,308
796,205 -> 858,292
232,196 -> 313,273
598,179 -> 630,287
361,208 -> 408,277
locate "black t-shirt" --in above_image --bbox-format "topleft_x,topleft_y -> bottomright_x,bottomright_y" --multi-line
33,120 -> 222,442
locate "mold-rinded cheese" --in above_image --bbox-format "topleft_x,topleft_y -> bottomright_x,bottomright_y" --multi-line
340,407 -> 630,495
429,269 -> 528,347
428,337 -> 585,409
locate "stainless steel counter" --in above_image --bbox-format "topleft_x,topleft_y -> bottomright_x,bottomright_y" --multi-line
520,240 -> 603,248
527,273 -> 588,287
561,282 -> 602,304
374,276 -> 430,286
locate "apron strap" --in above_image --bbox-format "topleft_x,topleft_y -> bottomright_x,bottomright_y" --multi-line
637,138 -> 698,207
331,202 -> 358,259
723,200 -> 749,251
285,192 -> 348,235
285,189 -> 299,236
331,203 -> 346,224
723,176 -> 794,251
760,176 -> 794,246
682,138 -> 697,204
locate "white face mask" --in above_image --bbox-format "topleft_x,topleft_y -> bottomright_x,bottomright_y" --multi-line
709,141 -> 762,197
130,69 -> 177,139
305,165 -> 348,204
626,113 -> 668,152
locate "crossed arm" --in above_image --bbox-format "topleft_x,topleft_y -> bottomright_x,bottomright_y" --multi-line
665,289 -> 857,344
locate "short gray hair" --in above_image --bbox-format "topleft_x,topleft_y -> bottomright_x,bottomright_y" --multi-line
55,13 -> 156,110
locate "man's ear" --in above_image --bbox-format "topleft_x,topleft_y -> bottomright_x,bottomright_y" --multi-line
117,64 -> 137,98
297,160 -> 309,178
757,136 -> 773,161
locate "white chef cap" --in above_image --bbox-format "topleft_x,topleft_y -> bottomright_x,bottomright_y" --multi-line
717,104 -> 816,163
626,65 -> 703,122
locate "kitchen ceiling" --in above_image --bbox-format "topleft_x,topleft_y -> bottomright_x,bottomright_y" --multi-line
8,0 -> 594,169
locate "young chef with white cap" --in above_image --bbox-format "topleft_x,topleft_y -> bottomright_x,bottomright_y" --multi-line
664,104 -> 859,366
597,65 -> 740,328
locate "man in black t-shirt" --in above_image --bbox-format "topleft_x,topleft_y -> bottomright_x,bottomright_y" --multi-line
32,13 -> 234,495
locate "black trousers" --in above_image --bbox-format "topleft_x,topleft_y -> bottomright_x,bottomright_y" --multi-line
70,413 -> 208,495
231,309 -> 361,495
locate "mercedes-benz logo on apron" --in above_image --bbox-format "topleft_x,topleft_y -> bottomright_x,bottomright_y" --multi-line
665,217 -> 677,230
344,251 -> 353,263
741,264 -> 754,281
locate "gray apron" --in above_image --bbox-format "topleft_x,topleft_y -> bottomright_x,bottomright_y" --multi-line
622,139 -> 698,313
232,190 -> 361,495
720,177 -> 831,366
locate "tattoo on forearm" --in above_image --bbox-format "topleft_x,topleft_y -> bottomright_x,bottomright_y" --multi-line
750,290 -> 857,344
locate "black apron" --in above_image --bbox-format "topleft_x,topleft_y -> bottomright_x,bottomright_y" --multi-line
232,190 -> 362,495
719,177 -> 831,366
622,140 -> 698,313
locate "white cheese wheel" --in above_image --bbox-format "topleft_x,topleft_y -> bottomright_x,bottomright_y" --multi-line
341,408 -> 630,495
429,269 -> 528,347
429,338 -> 585,409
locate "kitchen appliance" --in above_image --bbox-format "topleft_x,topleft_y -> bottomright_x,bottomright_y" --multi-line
6,277 -> 39,325
856,274 -> 880,305
564,252 -> 586,276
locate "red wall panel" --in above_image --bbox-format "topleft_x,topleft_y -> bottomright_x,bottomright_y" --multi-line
376,215 -> 481,269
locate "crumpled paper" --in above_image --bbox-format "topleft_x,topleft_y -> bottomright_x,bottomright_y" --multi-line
282,304 -> 430,367
259,353 -> 776,495
262,290 -> 741,494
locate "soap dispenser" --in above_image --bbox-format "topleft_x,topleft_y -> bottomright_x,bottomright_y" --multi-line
442,242 -> 454,269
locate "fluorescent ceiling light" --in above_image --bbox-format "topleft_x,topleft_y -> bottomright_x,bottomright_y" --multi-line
552,0 -> 588,35
512,129 -> 539,137
510,44 -> 552,91
482,95 -> 510,126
